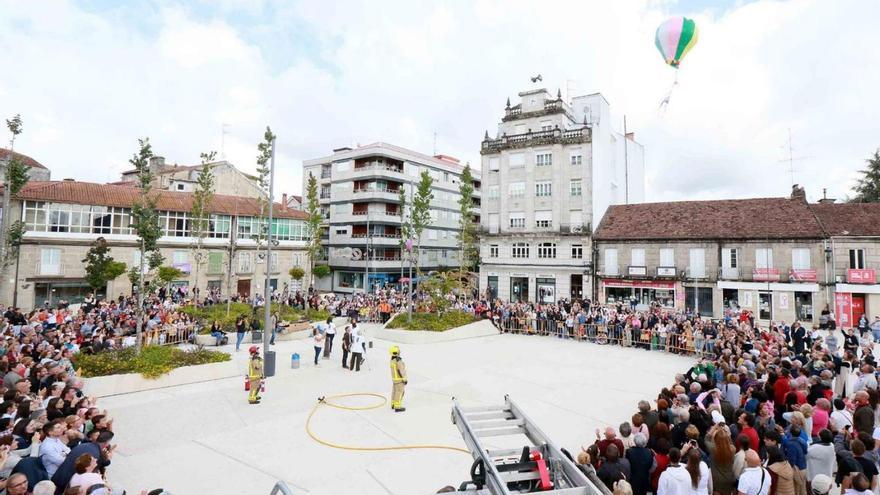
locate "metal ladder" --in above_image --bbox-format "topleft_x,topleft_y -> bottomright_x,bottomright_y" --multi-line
451,396 -> 606,495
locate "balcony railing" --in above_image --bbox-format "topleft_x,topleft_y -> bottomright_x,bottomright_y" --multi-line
319,193 -> 330,199
351,233 -> 401,239
720,267 -> 739,279
482,127 -> 591,154
353,162 -> 404,174
38,263 -> 63,276
320,169 -> 331,179
352,187 -> 400,194
352,210 -> 400,216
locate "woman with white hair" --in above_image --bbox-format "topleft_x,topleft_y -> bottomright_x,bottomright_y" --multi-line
625,433 -> 656,495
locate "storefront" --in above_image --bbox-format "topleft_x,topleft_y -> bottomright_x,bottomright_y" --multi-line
602,279 -> 676,309
510,276 -> 529,302
835,282 -> 880,329
717,281 -> 820,323
536,277 -> 556,304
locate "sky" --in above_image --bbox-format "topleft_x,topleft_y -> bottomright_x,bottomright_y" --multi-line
1,0 -> 878,203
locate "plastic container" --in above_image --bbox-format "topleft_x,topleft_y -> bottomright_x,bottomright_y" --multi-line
291,353 -> 300,369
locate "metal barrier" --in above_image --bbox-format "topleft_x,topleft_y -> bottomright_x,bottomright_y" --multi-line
499,319 -> 708,357
145,326 -> 198,346
269,481 -> 293,495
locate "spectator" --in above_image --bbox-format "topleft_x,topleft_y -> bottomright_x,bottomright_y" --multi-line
657,448 -> 690,495
68,453 -> 104,493
766,446 -> 796,495
595,427 -> 625,459
806,430 -> 835,484
737,450 -> 770,495
597,444 -> 631,490
38,420 -> 69,478
682,444 -> 711,495
625,433 -> 654,495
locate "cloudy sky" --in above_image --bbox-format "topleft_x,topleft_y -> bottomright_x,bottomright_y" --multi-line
1,0 -> 878,203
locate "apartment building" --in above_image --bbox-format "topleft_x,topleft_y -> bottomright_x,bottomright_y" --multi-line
592,187 -> 880,324
302,142 -> 481,293
478,87 -> 645,303
0,180 -> 309,307
118,156 -> 264,198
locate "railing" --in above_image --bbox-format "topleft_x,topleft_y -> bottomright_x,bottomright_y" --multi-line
319,193 -> 330,199
354,162 -> 404,174
720,267 -> 739,279
482,127 -> 591,154
371,256 -> 402,261
38,264 -> 64,276
320,169 -> 331,179
505,106 -> 522,117
353,187 -> 400,194
351,233 -> 401,239
498,319 -> 711,357
146,325 -> 198,346
352,210 -> 400,216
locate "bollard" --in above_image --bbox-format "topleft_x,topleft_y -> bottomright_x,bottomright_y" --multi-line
264,350 -> 276,377
291,353 -> 300,369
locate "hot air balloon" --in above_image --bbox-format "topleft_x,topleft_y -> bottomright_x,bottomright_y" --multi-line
655,16 -> 699,69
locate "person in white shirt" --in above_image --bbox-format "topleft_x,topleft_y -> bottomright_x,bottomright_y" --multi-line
310,327 -> 325,366
658,448 -> 692,495
831,399 -> 854,432
38,420 -> 70,477
323,317 -> 336,359
737,451 -> 770,495
349,329 -> 365,372
682,443 -> 711,495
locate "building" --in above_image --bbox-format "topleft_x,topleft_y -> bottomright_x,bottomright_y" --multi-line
0,179 -> 310,307
592,186 -> 880,325
117,156 -> 264,198
0,148 -> 51,181
478,87 -> 645,303
302,143 -> 481,293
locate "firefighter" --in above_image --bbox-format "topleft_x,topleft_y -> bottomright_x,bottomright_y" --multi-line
248,345 -> 264,404
389,345 -> 407,412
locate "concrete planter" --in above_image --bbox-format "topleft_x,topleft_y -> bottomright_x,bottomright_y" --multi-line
374,319 -> 499,344
193,322 -> 313,347
82,360 -> 241,398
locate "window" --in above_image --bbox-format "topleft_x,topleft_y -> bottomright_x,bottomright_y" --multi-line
488,213 -> 500,233
442,230 -> 448,240
689,249 -> 706,278
509,213 -> 525,228
535,182 -> 552,197
512,243 -> 530,258
791,248 -> 811,270
535,210 -> 552,228
569,210 -> 583,230
755,248 -> 773,269
540,121 -> 553,131
489,245 -> 499,258
509,182 -> 525,198
849,249 -> 866,269
207,252 -> 223,274
336,161 -> 350,172
23,201 -> 133,235
605,248 -> 618,276
537,243 -> 556,259
723,248 -> 738,268
572,244 -> 583,259
176,184 -> 185,191
335,228 -> 348,235
570,179 -> 582,196
40,248 -> 61,276
509,153 -> 525,168
659,248 -> 674,267
489,157 -> 500,172
570,153 -> 583,166
631,248 -> 645,267
535,153 -> 552,167
333,204 -> 349,214
487,185 -> 499,199
238,252 -> 252,273
270,252 -> 278,272
173,250 -> 188,265
428,229 -> 438,240
209,215 -> 231,238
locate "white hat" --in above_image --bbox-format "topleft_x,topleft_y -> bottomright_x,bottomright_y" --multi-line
711,410 -> 725,424
810,474 -> 832,494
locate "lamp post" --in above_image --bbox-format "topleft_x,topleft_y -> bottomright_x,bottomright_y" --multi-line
262,136 -> 276,373
11,238 -> 21,308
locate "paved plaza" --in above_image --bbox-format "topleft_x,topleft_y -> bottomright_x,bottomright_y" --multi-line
99,326 -> 693,494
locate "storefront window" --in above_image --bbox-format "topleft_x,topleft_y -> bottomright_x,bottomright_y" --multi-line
795,292 -> 813,321
487,276 -> 498,300
759,292 -> 773,320
685,287 -> 714,317
511,277 -> 529,302
536,278 -> 555,303
723,289 -> 740,310
606,287 -> 633,305
338,272 -> 364,289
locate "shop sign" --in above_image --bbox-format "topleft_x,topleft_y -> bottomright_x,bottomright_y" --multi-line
628,266 -> 647,276
752,268 -> 780,281
847,269 -> 877,284
779,292 -> 790,310
742,290 -> 754,307
657,267 -> 676,277
789,269 -> 817,282
603,279 -> 675,289
835,292 -> 853,328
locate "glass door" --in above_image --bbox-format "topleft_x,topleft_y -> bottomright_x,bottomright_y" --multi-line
759,292 -> 773,320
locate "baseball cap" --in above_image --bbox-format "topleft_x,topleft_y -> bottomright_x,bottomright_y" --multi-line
811,474 -> 832,494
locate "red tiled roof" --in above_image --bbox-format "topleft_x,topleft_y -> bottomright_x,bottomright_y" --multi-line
593,197 -> 826,241
810,203 -> 880,236
11,181 -> 308,219
0,148 -> 47,170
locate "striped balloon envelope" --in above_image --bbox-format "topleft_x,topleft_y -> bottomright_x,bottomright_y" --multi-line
655,16 -> 699,69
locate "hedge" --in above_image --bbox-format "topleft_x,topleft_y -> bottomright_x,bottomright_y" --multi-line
75,346 -> 231,379
182,303 -> 309,334
386,311 -> 477,332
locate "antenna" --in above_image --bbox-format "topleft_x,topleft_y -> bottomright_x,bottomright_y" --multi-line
221,123 -> 231,160
433,131 -> 437,156
778,128 -> 811,187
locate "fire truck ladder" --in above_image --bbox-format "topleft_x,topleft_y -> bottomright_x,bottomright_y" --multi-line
451,395 -> 607,495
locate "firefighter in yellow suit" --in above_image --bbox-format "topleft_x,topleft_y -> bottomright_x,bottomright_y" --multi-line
390,345 -> 407,412
248,345 -> 264,404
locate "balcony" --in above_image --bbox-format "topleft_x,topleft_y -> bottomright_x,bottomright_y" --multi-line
353,186 -> 400,194
685,267 -> 707,279
501,98 -> 573,122
320,169 -> 331,179
720,267 -> 739,279
38,263 -> 64,276
351,233 -> 401,239
481,127 -> 591,155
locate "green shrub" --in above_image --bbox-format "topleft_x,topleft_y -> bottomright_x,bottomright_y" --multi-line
305,308 -> 331,322
313,264 -> 331,278
75,345 -> 231,379
386,311 -> 477,332
182,303 -> 253,333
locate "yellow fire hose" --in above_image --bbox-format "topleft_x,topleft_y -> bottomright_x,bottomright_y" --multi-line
306,393 -> 470,454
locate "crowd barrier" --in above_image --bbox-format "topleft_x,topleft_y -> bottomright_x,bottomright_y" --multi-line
498,317 -> 713,357
145,326 -> 199,346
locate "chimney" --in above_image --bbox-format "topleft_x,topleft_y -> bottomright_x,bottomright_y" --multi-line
148,156 -> 165,174
790,184 -> 806,201
282,193 -> 288,207
818,188 -> 836,204
625,132 -> 635,141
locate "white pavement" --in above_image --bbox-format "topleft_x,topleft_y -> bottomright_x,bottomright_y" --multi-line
98,326 -> 693,495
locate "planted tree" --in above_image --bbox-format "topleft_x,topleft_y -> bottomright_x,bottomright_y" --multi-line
129,138 -> 164,351
851,149 -> 880,203
304,172 -> 323,289
2,114 -> 30,266
288,266 -> 305,281
313,264 -> 331,279
410,169 -> 434,277
254,127 -> 274,296
190,151 -> 217,301
83,237 -> 127,294
456,163 -> 478,278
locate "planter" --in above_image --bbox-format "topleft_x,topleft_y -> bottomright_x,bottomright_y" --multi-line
374,319 -> 499,344
82,360 -> 241,398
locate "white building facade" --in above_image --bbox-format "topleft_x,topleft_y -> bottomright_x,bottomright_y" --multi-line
303,143 -> 480,293
479,88 -> 644,303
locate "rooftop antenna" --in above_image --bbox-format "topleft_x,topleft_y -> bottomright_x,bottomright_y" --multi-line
433,131 -> 437,156
220,123 -> 230,160
779,128 -> 811,187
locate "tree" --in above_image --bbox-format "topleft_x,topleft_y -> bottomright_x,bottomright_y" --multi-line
190,151 -> 217,302
288,266 -> 305,281
410,170 -> 434,277
851,149 -> 880,203
397,186 -> 412,281
312,264 -> 331,279
253,127 -> 274,300
157,266 -> 184,286
129,138 -> 163,351
304,172 -> 323,289
456,163 -> 479,277
2,114 -> 30,266
83,237 -> 127,293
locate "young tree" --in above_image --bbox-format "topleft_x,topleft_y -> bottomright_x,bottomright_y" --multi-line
2,114 -> 30,266
83,237 -> 127,293
253,127 -> 274,299
410,169 -> 434,278
456,163 -> 478,277
397,187 -> 412,283
304,172 -> 323,289
851,149 -> 880,203
129,138 -> 163,351
190,151 -> 217,302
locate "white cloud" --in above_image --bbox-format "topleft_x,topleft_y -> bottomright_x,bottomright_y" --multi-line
0,0 -> 877,204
